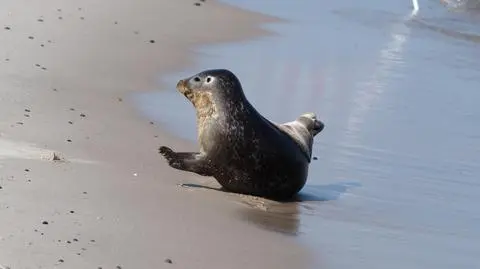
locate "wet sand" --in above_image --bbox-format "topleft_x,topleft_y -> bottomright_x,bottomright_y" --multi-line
136,0 -> 480,268
0,0 -> 315,268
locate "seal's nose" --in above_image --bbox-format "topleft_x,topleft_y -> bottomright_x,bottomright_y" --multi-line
176,79 -> 185,89
176,79 -> 188,94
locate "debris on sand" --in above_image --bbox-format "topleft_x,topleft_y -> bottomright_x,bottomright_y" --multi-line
40,151 -> 66,162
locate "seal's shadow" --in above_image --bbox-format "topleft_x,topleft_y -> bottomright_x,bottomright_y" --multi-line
180,181 -> 361,202
180,181 -> 361,235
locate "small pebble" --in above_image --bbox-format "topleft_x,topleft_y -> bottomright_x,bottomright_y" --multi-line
194,2 -> 201,6
114,21 -> 118,24
5,58 -> 9,61
73,238 -> 78,242
149,121 -> 154,125
25,169 -> 30,172
41,67 -> 47,70
79,113 -> 86,117
82,191 -> 87,194
4,26 -> 11,30
28,36 -> 34,39
66,139 -> 72,142
116,266 -> 122,269
0,186 -> 3,190
58,16 -> 63,20
24,114 -> 30,117
165,258 -> 173,264
78,7 -> 82,11
48,40 -> 52,43
37,19 -> 44,22
133,31 -> 139,35
118,97 -> 123,102
25,109 -> 31,112
42,221 -> 49,225
52,88 -> 58,91
68,121 -> 73,124
69,108 -> 75,111
80,17 -> 84,20
35,64 -> 40,67
90,239 -> 96,243
40,44 -> 45,47
69,210 -> 75,213
57,9 -> 62,12
58,259 -> 64,263
149,39 -> 155,43
313,157 -> 318,160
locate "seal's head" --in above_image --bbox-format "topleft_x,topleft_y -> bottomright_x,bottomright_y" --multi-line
176,69 -> 246,107
298,112 -> 324,137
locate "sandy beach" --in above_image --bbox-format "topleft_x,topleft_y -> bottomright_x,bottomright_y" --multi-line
0,0 -> 315,268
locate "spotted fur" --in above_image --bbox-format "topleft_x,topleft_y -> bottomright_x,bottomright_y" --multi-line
159,69 -> 325,200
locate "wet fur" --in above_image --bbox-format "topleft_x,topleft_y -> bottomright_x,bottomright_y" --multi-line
159,69 -> 324,200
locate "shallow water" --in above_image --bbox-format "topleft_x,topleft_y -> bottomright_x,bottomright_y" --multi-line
134,0 -> 480,268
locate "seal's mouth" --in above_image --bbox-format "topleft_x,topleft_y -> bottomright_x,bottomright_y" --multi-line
176,79 -> 194,100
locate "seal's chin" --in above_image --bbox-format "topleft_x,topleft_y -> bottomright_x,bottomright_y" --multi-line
176,79 -> 194,101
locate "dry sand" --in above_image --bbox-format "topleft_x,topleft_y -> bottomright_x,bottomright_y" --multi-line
0,0 -> 315,268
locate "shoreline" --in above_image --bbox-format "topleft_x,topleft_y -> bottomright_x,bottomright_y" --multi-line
0,0 -> 315,268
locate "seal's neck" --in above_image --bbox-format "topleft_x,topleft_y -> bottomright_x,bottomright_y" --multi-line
192,91 -> 217,116
217,93 -> 258,121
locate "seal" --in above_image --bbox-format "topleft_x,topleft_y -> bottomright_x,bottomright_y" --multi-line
159,69 -> 324,200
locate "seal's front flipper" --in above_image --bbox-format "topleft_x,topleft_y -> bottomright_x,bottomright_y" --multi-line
158,146 -> 213,176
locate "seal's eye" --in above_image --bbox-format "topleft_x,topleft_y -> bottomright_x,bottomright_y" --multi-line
193,76 -> 201,82
206,76 -> 213,83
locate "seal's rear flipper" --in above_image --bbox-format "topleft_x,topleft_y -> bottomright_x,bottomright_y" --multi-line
298,112 -> 324,137
312,119 -> 324,136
